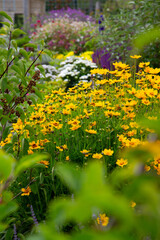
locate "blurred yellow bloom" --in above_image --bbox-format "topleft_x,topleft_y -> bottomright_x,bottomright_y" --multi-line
92,153 -> 103,159
70,125 -> 81,131
80,149 -> 90,154
139,62 -> 150,68
66,156 -> 70,161
28,149 -> 34,155
130,201 -> 136,208
102,149 -> 114,156
97,214 -> 109,226
39,160 -> 49,168
116,158 -> 128,167
85,129 -> 97,134
130,55 -> 141,59
144,165 -> 151,172
29,141 -> 41,149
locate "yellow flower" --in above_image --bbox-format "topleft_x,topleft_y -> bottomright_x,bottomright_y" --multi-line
39,160 -> 49,168
29,141 -> 41,150
130,55 -> 141,59
64,51 -> 74,58
102,149 -> 114,156
21,186 -> 31,196
85,129 -> 97,134
126,130 -> 137,137
80,149 -> 90,154
62,109 -> 71,115
28,149 -> 34,155
92,153 -> 103,159
97,214 -> 109,226
68,119 -> 80,125
54,54 -> 64,60
144,165 -> 151,172
148,116 -> 157,120
0,141 -> 6,147
116,158 -> 128,167
145,88 -> 157,98
130,201 -> 136,208
129,138 -> 140,147
121,125 -> 130,130
141,99 -> 151,105
66,156 -> 70,161
56,146 -> 64,152
0,180 -> 4,184
62,144 -> 68,150
70,125 -> 81,131
139,62 -> 150,68
113,62 -> 130,70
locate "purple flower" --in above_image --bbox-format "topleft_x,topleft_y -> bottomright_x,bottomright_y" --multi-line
92,48 -> 117,70
99,26 -> 105,31
13,224 -> 18,240
30,205 -> 39,227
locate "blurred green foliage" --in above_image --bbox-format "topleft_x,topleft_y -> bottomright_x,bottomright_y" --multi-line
26,138 -> 160,240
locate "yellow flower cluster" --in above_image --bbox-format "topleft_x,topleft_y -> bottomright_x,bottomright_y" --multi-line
1,58 -> 160,175
53,51 -> 94,61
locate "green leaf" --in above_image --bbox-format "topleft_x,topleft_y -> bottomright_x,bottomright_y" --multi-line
12,29 -> 26,38
0,11 -> 13,23
17,233 -> 25,240
34,88 -> 43,100
39,172 -> 44,184
15,153 -> 50,176
19,48 -> 29,60
0,21 -> 10,28
36,65 -> 45,76
56,163 -> 82,192
0,29 -> 6,35
5,94 -> 12,103
22,138 -> 29,155
138,118 -> 160,136
7,48 -> 14,60
0,223 -> 8,232
24,43 -> 37,49
11,65 -> 22,76
1,115 -> 11,125
4,228 -> 14,240
134,27 -> 160,50
16,107 -> 25,122
0,150 -> 15,181
11,40 -> 17,50
27,95 -> 37,105
1,77 -> 7,94
0,38 -> 6,46
2,126 -> 11,140
8,76 -> 19,84
41,188 -> 48,205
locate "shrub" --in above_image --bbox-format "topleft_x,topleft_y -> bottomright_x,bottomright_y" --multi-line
57,55 -> 97,90
93,0 -> 160,67
30,9 -> 96,54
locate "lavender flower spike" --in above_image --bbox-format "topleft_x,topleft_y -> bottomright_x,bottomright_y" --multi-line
13,224 -> 18,240
30,205 -> 39,227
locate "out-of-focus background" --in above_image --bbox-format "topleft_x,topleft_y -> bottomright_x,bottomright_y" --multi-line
0,0 -> 128,27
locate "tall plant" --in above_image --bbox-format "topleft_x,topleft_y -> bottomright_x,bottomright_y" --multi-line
94,0 -> 160,67
0,11 -> 44,142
